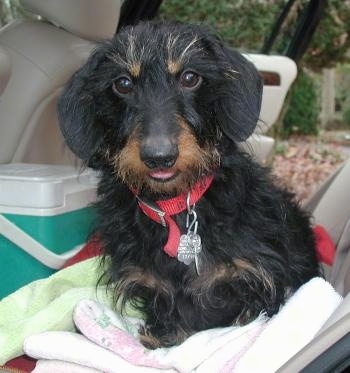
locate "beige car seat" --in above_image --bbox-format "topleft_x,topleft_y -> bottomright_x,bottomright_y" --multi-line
304,159 -> 350,296
278,159 -> 350,372
0,0 -> 121,165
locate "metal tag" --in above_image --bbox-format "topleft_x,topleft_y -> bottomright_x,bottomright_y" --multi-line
177,192 -> 203,274
177,234 -> 196,265
189,233 -> 202,253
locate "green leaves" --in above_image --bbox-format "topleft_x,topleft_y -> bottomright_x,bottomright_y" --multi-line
283,70 -> 319,137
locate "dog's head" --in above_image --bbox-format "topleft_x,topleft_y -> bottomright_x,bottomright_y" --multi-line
58,21 -> 262,196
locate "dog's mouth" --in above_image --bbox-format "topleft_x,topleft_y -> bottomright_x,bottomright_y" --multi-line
149,169 -> 179,182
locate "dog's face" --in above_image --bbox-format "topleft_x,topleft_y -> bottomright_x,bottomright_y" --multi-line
58,22 -> 262,197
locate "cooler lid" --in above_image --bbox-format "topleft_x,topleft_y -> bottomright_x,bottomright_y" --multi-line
0,163 -> 98,210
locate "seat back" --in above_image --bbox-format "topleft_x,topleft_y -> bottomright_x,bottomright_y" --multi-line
0,0 -> 121,165
278,160 -> 350,371
307,160 -> 350,295
277,293 -> 350,372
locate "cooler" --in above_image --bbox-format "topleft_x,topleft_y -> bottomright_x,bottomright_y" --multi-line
0,163 -> 98,299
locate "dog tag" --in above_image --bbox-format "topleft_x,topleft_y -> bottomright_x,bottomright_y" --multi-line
177,234 -> 196,265
191,233 -> 202,275
177,193 -> 203,273
189,233 -> 202,253
194,251 -> 201,275
177,232 -> 202,265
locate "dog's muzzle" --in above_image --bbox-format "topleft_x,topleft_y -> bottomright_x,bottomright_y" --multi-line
140,136 -> 179,171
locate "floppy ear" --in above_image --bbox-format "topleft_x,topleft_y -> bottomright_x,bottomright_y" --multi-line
213,41 -> 263,142
57,48 -> 106,162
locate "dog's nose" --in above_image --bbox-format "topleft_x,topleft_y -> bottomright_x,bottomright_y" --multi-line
140,140 -> 179,169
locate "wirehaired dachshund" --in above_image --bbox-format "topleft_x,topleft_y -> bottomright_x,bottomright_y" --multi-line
58,21 -> 319,348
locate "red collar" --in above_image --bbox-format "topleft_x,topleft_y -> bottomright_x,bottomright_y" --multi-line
135,175 -> 214,257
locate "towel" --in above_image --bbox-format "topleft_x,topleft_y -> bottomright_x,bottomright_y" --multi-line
234,277 -> 342,372
0,257 -> 139,365
24,277 -> 342,373
34,359 -> 101,373
25,322 -> 265,373
26,332 -> 164,373
72,299 -> 265,372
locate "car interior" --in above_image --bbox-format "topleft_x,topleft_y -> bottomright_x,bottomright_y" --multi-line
0,0 -> 349,371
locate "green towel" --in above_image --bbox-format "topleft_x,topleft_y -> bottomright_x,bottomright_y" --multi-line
0,257 -> 137,365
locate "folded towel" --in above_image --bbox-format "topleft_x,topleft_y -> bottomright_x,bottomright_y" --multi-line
33,359 -> 101,373
25,332 -> 172,373
234,277 -> 342,373
73,299 -> 266,372
0,257 -> 140,365
24,277 -> 342,373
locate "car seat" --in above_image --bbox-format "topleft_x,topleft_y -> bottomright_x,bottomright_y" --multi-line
0,0 -> 121,165
277,158 -> 350,372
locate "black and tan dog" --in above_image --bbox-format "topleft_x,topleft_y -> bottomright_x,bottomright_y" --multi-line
58,21 -> 319,348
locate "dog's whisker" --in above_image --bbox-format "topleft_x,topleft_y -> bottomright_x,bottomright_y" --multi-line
179,36 -> 202,62
224,69 -> 239,80
166,33 -> 181,62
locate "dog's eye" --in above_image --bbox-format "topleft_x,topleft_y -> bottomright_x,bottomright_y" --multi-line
180,71 -> 202,90
112,76 -> 133,95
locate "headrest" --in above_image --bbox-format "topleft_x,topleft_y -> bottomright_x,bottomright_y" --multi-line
20,0 -> 121,41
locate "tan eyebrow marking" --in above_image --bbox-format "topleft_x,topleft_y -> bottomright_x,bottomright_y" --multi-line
166,34 -> 202,75
107,30 -> 145,77
129,63 -> 141,77
168,60 -> 182,75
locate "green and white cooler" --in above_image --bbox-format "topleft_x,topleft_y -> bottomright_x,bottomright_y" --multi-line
0,163 -> 98,299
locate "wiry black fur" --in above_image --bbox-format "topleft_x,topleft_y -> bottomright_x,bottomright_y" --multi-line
58,21 -> 320,348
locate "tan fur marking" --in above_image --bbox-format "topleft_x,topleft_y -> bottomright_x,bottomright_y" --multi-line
115,265 -> 175,300
113,134 -> 146,190
140,324 -> 189,349
168,60 -> 182,75
129,62 -> 141,77
233,258 -> 276,296
191,259 -> 275,299
107,31 -> 145,77
166,34 -> 202,70
112,117 -> 218,195
176,117 -> 220,177
139,330 -> 162,349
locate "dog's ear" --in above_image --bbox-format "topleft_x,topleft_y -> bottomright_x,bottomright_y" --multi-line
57,48 -> 106,162
211,39 -> 263,142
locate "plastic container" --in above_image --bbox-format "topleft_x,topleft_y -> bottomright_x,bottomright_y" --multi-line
0,163 -> 98,299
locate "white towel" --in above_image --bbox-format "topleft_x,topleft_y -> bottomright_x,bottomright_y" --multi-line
234,277 -> 342,373
24,277 -> 342,373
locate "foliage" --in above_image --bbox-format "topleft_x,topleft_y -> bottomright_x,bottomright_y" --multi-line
158,0 -> 285,51
0,0 -> 26,26
303,0 -> 350,70
0,0 -> 11,26
335,63 -> 350,119
343,108 -> 350,127
282,70 -> 320,137
159,0 -> 350,69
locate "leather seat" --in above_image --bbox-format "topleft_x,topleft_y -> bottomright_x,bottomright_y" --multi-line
0,0 -> 121,165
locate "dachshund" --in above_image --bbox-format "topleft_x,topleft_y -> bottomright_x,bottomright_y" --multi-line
58,21 -> 320,348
